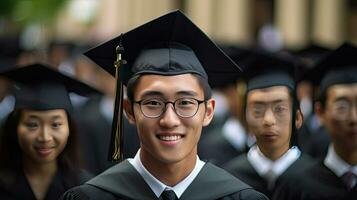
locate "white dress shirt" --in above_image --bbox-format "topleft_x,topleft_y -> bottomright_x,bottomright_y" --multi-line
128,149 -> 205,198
222,117 -> 247,151
247,145 -> 301,187
324,145 -> 357,178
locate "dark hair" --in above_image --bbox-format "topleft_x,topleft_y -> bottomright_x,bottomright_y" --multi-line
126,73 -> 212,102
0,109 -> 82,186
318,89 -> 327,109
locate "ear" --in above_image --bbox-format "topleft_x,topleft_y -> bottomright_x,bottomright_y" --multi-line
295,109 -> 303,129
203,98 -> 215,127
123,99 -> 135,124
314,101 -> 325,125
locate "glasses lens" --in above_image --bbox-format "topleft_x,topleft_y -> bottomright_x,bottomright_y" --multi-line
175,98 -> 199,117
331,100 -> 350,120
140,98 -> 164,118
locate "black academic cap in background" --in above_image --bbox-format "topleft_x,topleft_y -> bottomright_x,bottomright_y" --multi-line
307,42 -> 357,95
0,63 -> 101,113
212,45 -> 253,88
242,50 -> 298,92
84,10 -> 242,161
293,43 -> 332,68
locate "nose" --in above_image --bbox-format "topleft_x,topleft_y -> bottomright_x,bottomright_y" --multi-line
159,103 -> 180,128
37,126 -> 53,143
263,108 -> 276,127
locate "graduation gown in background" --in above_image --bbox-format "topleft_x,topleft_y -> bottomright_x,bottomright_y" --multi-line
223,154 -> 314,199
273,161 -> 357,200
199,116 -> 248,166
61,160 -> 269,200
74,95 -> 139,175
303,126 -> 330,160
0,168 -> 92,200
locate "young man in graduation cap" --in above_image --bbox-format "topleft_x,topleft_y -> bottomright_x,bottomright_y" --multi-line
274,42 -> 357,200
223,51 -> 314,199
61,11 -> 268,200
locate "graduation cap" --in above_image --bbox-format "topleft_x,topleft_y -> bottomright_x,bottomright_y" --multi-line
242,50 -> 298,92
212,45 -> 253,88
0,63 -> 101,113
293,43 -> 331,67
84,10 -> 242,161
307,42 -> 357,96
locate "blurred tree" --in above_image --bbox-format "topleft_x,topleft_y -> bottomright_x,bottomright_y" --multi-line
0,0 -> 68,26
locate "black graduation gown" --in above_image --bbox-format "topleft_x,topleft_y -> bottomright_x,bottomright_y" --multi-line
0,168 -> 92,200
199,125 -> 247,166
272,160 -> 357,200
61,160 -> 269,200
303,127 -> 330,159
223,154 -> 314,199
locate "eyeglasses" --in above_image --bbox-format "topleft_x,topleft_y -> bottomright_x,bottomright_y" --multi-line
134,98 -> 206,118
330,100 -> 357,120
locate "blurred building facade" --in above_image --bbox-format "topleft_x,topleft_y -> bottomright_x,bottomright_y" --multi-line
1,0 -> 357,53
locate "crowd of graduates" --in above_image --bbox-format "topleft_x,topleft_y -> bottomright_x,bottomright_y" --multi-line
0,10 -> 356,200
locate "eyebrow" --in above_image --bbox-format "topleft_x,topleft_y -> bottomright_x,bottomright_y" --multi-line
51,115 -> 65,120
333,96 -> 350,102
140,90 -> 198,99
26,115 -> 64,120
251,99 -> 288,104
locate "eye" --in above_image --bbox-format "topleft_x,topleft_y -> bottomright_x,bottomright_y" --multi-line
52,122 -> 63,129
25,122 -> 38,129
333,101 -> 350,113
142,99 -> 163,107
274,105 -> 288,113
177,98 -> 196,107
251,105 -> 265,116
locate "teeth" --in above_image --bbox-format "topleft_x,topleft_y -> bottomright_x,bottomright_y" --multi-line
159,135 -> 181,141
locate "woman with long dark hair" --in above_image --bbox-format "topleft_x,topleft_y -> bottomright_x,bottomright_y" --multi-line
0,63 -> 98,200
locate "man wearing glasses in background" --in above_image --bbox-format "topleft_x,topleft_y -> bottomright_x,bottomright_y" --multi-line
274,43 -> 357,200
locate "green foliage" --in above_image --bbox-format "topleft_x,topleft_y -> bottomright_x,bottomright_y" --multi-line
0,0 -> 69,24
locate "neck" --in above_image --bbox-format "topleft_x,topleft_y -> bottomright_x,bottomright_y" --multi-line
140,149 -> 197,187
23,157 -> 57,177
258,144 -> 290,161
333,144 -> 357,165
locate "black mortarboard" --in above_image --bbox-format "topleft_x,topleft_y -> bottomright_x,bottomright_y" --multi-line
211,45 -> 253,88
84,10 -> 242,161
293,43 -> 331,68
0,63 -> 101,113
242,51 -> 298,92
308,42 -> 357,96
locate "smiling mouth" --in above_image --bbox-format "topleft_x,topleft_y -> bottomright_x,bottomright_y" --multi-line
158,135 -> 183,141
35,147 -> 54,157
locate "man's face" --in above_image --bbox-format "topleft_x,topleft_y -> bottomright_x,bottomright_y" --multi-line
125,74 -> 214,165
317,83 -> 357,151
246,86 -> 296,154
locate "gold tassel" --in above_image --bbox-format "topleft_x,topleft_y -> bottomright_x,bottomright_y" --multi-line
109,36 -> 127,161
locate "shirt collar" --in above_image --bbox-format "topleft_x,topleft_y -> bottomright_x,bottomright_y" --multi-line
324,145 -> 357,177
222,117 -> 247,151
128,149 -> 205,198
247,145 -> 301,181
